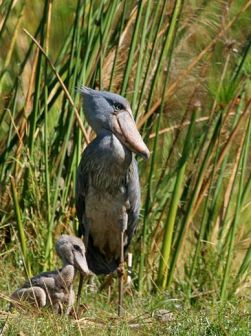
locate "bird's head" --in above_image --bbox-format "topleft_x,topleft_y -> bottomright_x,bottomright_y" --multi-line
80,86 -> 150,159
56,235 -> 90,276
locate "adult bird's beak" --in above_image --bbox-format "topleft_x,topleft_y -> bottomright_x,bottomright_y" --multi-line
74,252 -> 90,276
112,110 -> 150,159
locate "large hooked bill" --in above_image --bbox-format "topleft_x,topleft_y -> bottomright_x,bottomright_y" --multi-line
112,110 -> 150,159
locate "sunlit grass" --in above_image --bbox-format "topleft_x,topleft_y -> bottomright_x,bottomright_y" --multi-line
1,283 -> 250,336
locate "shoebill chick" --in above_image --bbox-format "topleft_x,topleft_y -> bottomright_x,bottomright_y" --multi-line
11,235 -> 89,315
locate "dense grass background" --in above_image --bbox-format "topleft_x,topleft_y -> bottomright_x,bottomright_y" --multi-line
0,0 -> 250,333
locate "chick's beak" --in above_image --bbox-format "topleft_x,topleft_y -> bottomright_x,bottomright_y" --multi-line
112,110 -> 150,159
74,252 -> 90,276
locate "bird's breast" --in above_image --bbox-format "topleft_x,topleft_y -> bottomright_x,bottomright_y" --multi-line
85,185 -> 129,261
78,133 -> 135,262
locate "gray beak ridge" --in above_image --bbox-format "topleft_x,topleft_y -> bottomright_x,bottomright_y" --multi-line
112,110 -> 150,159
74,252 -> 90,276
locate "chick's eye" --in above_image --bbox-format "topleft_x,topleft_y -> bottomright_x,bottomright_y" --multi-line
73,244 -> 82,252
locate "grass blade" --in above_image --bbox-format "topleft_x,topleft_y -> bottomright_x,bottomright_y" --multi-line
10,175 -> 31,276
157,109 -> 196,289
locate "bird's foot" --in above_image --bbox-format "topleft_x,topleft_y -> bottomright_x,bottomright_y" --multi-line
117,262 -> 125,277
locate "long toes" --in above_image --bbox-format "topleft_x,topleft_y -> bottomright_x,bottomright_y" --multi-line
117,263 -> 125,276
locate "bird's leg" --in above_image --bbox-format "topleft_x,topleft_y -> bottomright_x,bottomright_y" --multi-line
76,229 -> 89,313
11,287 -> 46,310
66,287 -> 75,316
118,230 -> 124,317
76,274 -> 83,312
117,207 -> 128,316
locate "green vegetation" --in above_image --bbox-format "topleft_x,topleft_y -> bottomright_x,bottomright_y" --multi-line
1,293 -> 250,335
0,0 -> 250,334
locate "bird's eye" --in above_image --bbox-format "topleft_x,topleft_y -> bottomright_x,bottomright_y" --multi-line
113,103 -> 123,111
73,244 -> 82,253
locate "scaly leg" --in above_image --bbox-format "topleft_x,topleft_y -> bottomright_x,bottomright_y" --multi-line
118,230 -> 124,316
76,228 -> 88,312
66,287 -> 75,316
76,274 -> 83,312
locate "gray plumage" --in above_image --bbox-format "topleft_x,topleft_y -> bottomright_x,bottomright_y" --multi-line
11,235 -> 89,314
76,87 -> 149,275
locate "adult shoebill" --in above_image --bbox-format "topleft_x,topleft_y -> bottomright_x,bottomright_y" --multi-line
11,235 -> 89,314
76,87 -> 149,315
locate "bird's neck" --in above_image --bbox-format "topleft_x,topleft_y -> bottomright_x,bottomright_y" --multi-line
86,132 -> 133,191
95,131 -> 132,170
59,264 -> 75,287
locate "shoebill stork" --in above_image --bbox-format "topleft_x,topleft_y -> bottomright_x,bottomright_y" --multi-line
76,87 -> 149,315
11,235 -> 89,314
